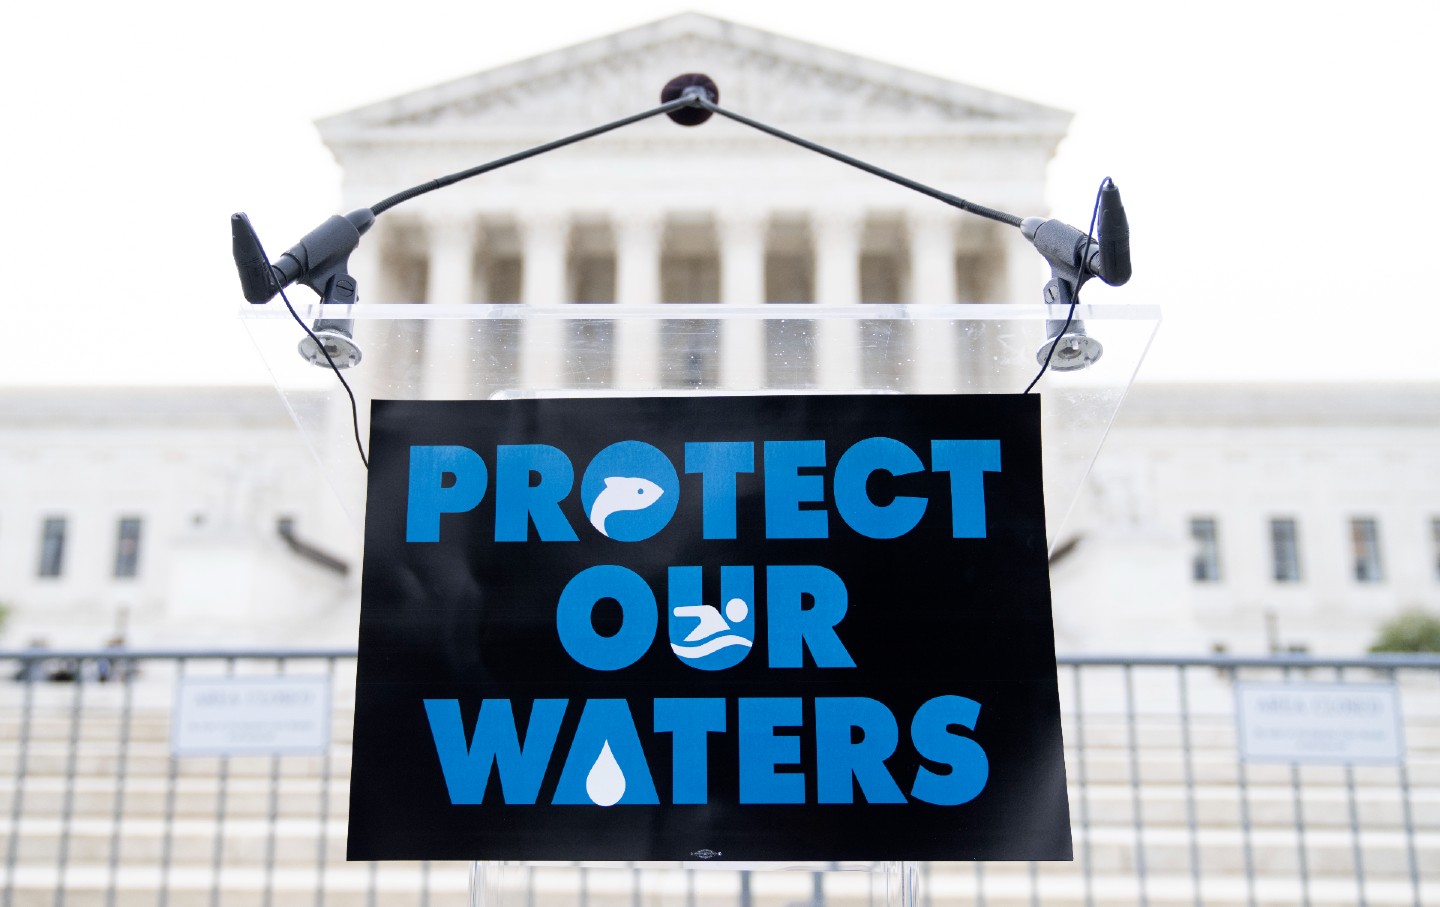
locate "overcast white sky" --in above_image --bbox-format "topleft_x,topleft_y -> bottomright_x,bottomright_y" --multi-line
1,0 -> 1435,388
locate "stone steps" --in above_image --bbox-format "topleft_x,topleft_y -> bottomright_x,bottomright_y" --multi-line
5,776 -> 1437,832
5,748 -> 1434,788
1,862 -> 467,907
3,691 -> 1437,907
3,816 -> 1437,878
5,863 -> 1438,907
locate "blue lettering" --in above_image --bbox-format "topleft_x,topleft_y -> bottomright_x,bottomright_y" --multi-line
833,437 -> 927,539
654,698 -> 726,804
930,440 -> 1001,539
495,445 -> 578,542
423,698 -> 565,805
909,695 -> 989,805
552,699 -> 659,805
556,566 -> 657,671
815,697 -> 906,803
738,697 -> 805,804
766,565 -> 855,668
406,446 -> 488,543
580,441 -> 680,541
763,441 -> 828,539
668,565 -> 755,670
684,442 -> 755,539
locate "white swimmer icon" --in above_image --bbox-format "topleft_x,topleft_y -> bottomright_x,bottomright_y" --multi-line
671,598 -> 753,660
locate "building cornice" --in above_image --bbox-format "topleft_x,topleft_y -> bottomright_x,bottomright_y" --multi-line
1115,382 -> 1440,429
317,13 -> 1071,143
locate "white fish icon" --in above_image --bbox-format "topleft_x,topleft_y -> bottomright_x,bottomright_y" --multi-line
589,476 -> 663,537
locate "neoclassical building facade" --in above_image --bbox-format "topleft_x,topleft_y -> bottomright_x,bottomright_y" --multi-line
1,15 -> 1437,655
316,13 -> 1070,397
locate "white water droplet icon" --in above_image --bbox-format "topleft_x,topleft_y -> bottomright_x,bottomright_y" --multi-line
585,741 -> 626,807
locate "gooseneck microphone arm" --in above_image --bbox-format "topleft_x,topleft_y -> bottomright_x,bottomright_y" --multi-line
231,74 -> 1130,346
369,94 -> 699,216
689,94 -> 1023,229
231,94 -> 698,307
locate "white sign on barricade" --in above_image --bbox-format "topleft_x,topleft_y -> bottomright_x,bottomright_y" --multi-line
1235,681 -> 1404,765
172,676 -> 332,757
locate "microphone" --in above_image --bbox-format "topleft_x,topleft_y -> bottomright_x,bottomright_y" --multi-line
229,209 -> 375,304
1019,179 -> 1132,289
1096,180 -> 1131,286
231,209 -> 375,369
231,214 -> 280,303
1021,179 -> 1132,372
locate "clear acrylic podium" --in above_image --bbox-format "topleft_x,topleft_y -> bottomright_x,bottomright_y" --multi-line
240,300 -> 1159,907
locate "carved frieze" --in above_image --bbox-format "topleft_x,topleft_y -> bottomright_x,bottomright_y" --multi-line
320,15 -> 1069,139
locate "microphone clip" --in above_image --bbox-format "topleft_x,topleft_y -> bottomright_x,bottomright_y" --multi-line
231,209 -> 374,368
1021,180 -> 1131,371
1020,179 -> 1131,305
231,209 -> 375,305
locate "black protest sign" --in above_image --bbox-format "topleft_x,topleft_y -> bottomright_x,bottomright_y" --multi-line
348,394 -> 1071,862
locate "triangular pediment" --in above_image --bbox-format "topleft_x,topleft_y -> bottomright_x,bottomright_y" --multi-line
318,13 -> 1070,139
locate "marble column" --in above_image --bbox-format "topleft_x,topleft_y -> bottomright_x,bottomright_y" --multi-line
341,220 -> 386,424
908,211 -> 960,393
718,209 -> 767,390
1003,224 -> 1045,306
613,210 -> 664,390
424,216 -> 478,398
997,226 -> 1047,391
813,210 -> 864,390
347,221 -> 384,305
519,211 -> 570,391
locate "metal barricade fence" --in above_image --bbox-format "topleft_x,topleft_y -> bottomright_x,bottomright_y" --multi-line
2,650 -> 1436,907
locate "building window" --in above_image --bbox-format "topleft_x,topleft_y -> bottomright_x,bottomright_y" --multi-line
38,517 -> 66,578
1270,518 -> 1302,583
1351,517 -> 1384,583
114,517 -> 142,578
1190,517 -> 1220,582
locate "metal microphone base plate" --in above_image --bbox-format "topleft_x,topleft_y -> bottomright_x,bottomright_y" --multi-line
299,329 -> 363,369
1036,332 -> 1103,371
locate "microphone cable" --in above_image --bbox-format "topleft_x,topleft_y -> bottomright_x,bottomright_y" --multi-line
256,84 -> 1118,457
276,174 -> 1113,457
1023,177 -> 1111,394
260,95 -> 702,474
277,285 -> 370,469
251,231 -> 371,469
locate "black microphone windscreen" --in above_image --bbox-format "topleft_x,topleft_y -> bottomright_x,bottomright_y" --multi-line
232,213 -> 279,303
1097,182 -> 1131,286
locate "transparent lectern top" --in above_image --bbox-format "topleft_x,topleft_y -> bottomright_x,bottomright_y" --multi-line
240,302 -> 1158,545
